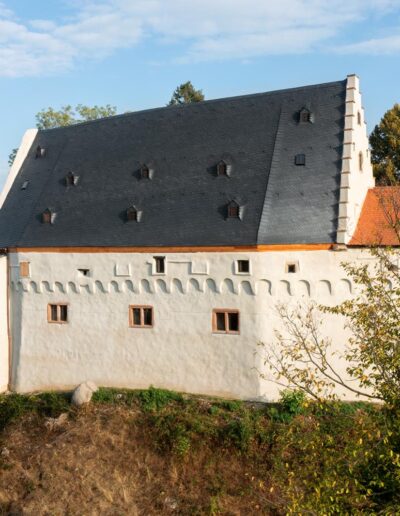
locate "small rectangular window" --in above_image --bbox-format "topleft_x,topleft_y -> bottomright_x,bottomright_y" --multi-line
286,263 -> 298,273
19,262 -> 30,278
154,256 -> 165,274
212,309 -> 240,335
48,303 -> 68,324
237,260 -> 250,273
295,154 -> 306,166
78,268 -> 90,277
129,305 -> 154,328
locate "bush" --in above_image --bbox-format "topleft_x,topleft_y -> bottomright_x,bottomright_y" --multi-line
138,386 -> 184,412
0,392 -> 70,432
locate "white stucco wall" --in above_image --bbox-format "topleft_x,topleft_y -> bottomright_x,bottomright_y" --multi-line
0,255 -> 9,391
8,248 -> 374,400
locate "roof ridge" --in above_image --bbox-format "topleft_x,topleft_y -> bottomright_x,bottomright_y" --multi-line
38,79 -> 347,133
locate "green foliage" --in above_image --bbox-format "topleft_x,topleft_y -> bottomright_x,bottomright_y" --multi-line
138,386 -> 184,412
271,407 -> 400,513
262,247 -> 400,408
1,388 -> 400,512
219,399 -> 243,412
327,248 -> 400,409
168,81 -> 204,106
92,387 -> 138,405
0,392 -> 70,432
370,103 -> 400,184
280,389 -> 306,415
35,104 -> 117,129
8,148 -> 18,167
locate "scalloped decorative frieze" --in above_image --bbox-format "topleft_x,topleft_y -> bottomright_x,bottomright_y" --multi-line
11,277 -> 354,297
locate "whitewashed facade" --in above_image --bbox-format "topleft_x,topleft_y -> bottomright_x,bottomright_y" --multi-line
0,75 -> 380,399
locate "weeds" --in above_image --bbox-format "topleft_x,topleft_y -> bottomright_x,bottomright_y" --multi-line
0,392 -> 70,432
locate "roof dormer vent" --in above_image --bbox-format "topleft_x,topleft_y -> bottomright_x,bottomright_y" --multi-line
126,205 -> 142,222
226,200 -> 243,220
65,171 -> 79,186
42,208 -> 55,224
298,108 -> 314,124
35,145 -> 46,159
217,160 -> 232,177
140,163 -> 156,180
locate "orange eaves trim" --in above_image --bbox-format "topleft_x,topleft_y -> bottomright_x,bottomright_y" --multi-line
9,244 -> 333,254
349,186 -> 400,246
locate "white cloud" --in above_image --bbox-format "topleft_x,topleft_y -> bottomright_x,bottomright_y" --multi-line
339,34 -> 400,55
0,0 -> 398,77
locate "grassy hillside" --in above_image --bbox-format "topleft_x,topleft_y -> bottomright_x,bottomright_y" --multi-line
0,388 -> 399,514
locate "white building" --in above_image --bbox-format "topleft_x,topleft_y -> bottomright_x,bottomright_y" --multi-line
0,75 -> 393,399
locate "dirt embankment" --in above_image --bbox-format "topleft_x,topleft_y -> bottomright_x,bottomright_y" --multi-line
0,391 -> 274,515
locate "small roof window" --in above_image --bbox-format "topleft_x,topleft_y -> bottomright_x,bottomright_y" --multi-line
140,164 -> 152,179
295,154 -> 306,166
42,208 -> 55,224
35,145 -> 46,159
126,205 -> 142,222
227,200 -> 242,220
65,171 -> 79,186
298,108 -> 314,124
216,160 -> 232,177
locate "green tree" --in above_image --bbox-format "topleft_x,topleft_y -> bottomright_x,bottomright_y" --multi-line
168,81 -> 204,106
369,104 -> 400,185
35,104 -> 117,129
260,193 -> 400,408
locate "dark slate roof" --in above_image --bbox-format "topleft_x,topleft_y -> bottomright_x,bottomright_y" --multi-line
0,79 -> 346,247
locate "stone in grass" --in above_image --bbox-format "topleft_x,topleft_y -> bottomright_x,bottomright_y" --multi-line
71,381 -> 98,407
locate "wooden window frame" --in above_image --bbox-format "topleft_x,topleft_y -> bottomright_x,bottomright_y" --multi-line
153,256 -> 165,274
47,303 -> 68,324
212,309 -> 240,335
141,165 -> 150,179
19,261 -> 30,278
129,305 -> 154,328
126,207 -> 138,222
217,161 -> 227,176
237,259 -> 250,274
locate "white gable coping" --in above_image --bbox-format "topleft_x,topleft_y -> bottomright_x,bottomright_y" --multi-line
336,75 -> 375,244
0,128 -> 38,210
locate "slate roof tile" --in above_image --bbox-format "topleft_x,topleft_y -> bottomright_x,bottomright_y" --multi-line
0,80 -> 346,247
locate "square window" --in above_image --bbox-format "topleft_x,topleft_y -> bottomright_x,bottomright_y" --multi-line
237,260 -> 250,273
213,309 -> 239,335
154,256 -> 165,274
286,263 -> 298,273
129,306 -> 154,328
48,303 -> 68,323
295,154 -> 306,166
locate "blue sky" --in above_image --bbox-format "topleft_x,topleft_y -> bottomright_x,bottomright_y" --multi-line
1,0 -> 400,187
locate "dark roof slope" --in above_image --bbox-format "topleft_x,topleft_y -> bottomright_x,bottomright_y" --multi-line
0,80 -> 346,247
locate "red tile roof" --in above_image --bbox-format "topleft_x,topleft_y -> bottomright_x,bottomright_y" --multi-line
349,187 -> 400,246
